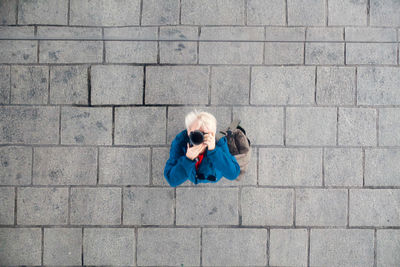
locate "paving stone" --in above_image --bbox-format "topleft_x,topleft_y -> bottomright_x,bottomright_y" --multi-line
104,26 -> 158,40
247,0 -> 286,25
33,146 -> 97,185
137,228 -> 200,266
324,148 -> 363,186
0,0 -> 17,25
296,188 -> 347,226
287,0 -> 326,26
37,26 -> 102,39
200,26 -> 264,40
338,107 -> 376,146
250,66 -> 315,105
17,187 -> 68,225
99,147 -> 150,185
115,106 -> 166,145
145,66 -> 209,104
259,148 -> 322,186
269,229 -> 308,266
91,65 -> 143,105
176,187 -> 238,225
39,40 -> 103,63
370,0 -> 400,27
123,187 -> 174,225
0,106 -> 59,144
345,27 -> 397,41
265,26 -> 306,41
305,42 -> 345,64
211,66 -> 250,105
0,187 -> 14,225
350,189 -> 400,226
264,42 -> 304,64
0,146 -> 31,185
43,228 -> 82,266
152,146 -> 173,186
241,187 -> 293,226
166,106 -> 231,143
0,65 -> 10,103
159,26 -> 198,40
379,108 -> 400,146
346,43 -> 397,65
232,106 -> 284,145
328,0 -> 367,26
310,229 -> 374,267
10,65 -> 48,104
83,228 -> 135,266
181,0 -> 245,25
199,41 -> 263,64
0,228 -> 42,266
17,0 -> 68,25
377,229 -> 400,267
306,26 -> 344,41
357,67 -> 400,105
202,228 -> 268,266
141,0 -> 179,25
70,187 -> 121,225
365,148 -> 400,186
0,40 -> 37,63
0,25 -> 35,38
159,41 -> 197,64
61,106 -> 112,145
49,65 -> 88,105
316,66 -> 356,105
70,0 -> 141,26
286,107 -> 337,146
105,41 -> 157,63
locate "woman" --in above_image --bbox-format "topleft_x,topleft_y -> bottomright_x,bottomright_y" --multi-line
164,109 -> 241,187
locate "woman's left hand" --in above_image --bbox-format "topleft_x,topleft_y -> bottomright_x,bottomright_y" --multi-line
204,132 -> 216,151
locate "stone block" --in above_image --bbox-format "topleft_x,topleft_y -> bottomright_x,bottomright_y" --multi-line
114,106 -> 166,145
338,107 -> 376,146
365,148 -> 400,186
33,146 -> 97,185
247,0 -> 286,25
105,41 -> 157,63
0,106 -> 59,144
259,148 -> 322,186
70,187 -> 121,225
141,0 -> 180,25
145,66 -> 209,104
50,65 -> 88,105
61,106 -> 112,145
123,187 -> 174,225
287,0 -> 325,26
10,65 -> 48,104
286,107 -> 337,146
0,187 -> 14,225
269,229 -> 308,266
39,40 -> 103,63
99,147 -> 150,185
0,146 -> 31,185
305,42 -> 344,64
18,0 -> 68,25
241,187 -> 293,226
17,187 -> 68,225
328,0 -> 367,26
251,66 -> 315,105
176,187 -> 238,225
211,66 -> 250,105
0,40 -> 37,63
91,65 -> 143,105
346,43 -> 397,65
199,41 -> 263,64
264,42 -> 304,64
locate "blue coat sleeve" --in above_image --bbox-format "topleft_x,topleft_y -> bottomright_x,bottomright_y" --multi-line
164,138 -> 196,187
207,137 -> 241,180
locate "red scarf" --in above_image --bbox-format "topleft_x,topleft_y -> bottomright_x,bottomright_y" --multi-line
195,152 -> 205,170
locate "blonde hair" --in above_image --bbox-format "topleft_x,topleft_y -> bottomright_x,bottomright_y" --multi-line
185,109 -> 217,134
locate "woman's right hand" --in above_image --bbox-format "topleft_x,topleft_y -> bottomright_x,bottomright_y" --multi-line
186,142 -> 207,161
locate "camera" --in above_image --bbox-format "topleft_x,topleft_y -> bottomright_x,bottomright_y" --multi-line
189,130 -> 205,147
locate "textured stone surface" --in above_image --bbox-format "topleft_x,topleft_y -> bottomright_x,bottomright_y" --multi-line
39,41 -> 103,63
269,229 -> 308,266
0,187 -> 14,225
305,42 -> 345,64
0,65 -> 10,103
328,0 -> 367,26
346,43 -> 397,65
91,65 -> 143,105
365,148 -> 400,186
17,187 -> 69,225
18,0 -> 68,25
0,146 -> 31,185
33,146 -> 97,185
199,41 -> 263,64
11,65 -> 48,104
287,0 -> 325,26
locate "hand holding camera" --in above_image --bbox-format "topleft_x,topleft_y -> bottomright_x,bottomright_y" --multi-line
186,130 -> 216,160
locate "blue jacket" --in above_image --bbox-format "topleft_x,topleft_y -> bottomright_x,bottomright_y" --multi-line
164,129 -> 241,187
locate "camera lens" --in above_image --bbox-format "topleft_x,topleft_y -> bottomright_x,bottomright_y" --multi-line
189,130 -> 204,145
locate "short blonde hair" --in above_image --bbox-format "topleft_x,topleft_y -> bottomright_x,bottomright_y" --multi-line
185,109 -> 217,134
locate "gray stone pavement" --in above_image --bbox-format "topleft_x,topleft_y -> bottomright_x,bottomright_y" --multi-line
0,0 -> 400,266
